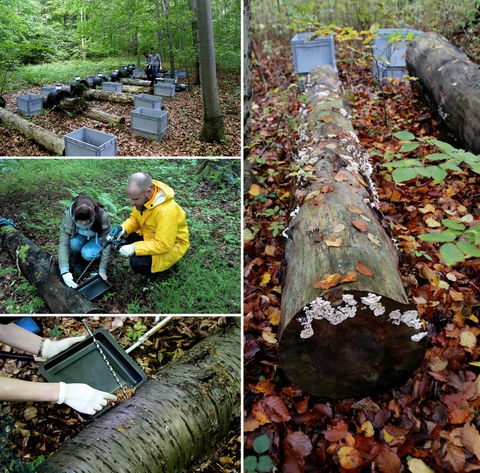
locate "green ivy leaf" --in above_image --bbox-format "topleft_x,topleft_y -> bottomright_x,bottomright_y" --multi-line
253,434 -> 270,454
441,219 -> 466,231
244,456 -> 258,473
392,167 -> 418,183
418,230 -> 460,242
456,241 -> 480,257
393,131 -> 416,141
257,455 -> 275,473
400,141 -> 420,153
440,243 -> 465,266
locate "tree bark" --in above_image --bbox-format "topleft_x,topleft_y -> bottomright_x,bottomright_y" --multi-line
188,0 -> 201,86
37,321 -> 241,473
0,108 -> 64,155
121,78 -> 151,87
121,84 -> 153,95
279,66 -> 427,399
406,31 -> 480,154
0,225 -> 100,314
83,89 -> 134,104
162,0 -> 175,78
197,0 -> 225,143
59,98 -> 125,126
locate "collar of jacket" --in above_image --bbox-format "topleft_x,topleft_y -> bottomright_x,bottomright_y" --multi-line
143,186 -> 167,210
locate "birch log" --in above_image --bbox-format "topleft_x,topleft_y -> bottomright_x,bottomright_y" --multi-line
406,32 -> 480,154
37,322 -> 241,473
279,66 -> 427,399
83,89 -> 134,104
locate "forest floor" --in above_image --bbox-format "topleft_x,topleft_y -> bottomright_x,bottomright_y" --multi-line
245,33 -> 480,472
0,71 -> 240,157
0,316 -> 241,472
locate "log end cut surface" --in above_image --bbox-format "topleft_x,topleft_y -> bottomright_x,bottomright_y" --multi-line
279,290 -> 427,399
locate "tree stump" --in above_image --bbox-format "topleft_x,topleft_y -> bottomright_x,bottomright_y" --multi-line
406,31 -> 480,154
37,321 -> 241,473
0,108 -> 64,155
0,224 -> 100,314
279,66 -> 427,399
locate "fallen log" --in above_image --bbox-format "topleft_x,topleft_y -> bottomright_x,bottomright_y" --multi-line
0,224 -> 100,314
279,66 -> 427,399
59,98 -> 125,126
37,321 -> 241,473
406,32 -> 480,154
83,89 -> 134,104
121,78 -> 151,87
121,84 -> 153,94
0,108 -> 64,155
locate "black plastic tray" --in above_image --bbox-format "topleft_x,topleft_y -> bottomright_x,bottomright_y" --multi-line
40,329 -> 147,418
77,274 -> 112,301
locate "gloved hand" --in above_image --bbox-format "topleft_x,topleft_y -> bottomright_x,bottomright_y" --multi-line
111,224 -> 126,240
57,382 -> 117,415
41,336 -> 86,359
99,271 -> 108,281
119,244 -> 135,257
62,272 -> 77,289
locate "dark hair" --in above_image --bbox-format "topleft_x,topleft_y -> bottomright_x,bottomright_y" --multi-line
72,195 -> 103,234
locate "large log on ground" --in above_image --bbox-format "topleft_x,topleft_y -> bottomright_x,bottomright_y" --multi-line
121,78 -> 151,87
0,108 -> 64,155
37,321 -> 241,473
59,98 -> 125,126
83,89 -> 134,104
0,224 -> 100,314
121,84 -> 153,94
406,32 -> 480,154
279,66 -> 428,399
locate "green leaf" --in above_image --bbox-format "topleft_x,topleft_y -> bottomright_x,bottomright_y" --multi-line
244,456 -> 258,473
400,141 -> 420,153
418,230 -> 460,242
381,159 -> 423,168
463,226 -> 480,244
456,241 -> 480,257
428,166 -> 448,182
257,455 -> 275,473
429,138 -> 456,155
440,243 -> 465,266
393,131 -> 416,141
253,434 -> 270,454
441,219 -> 466,231
392,167 -> 418,183
470,162 -> 480,174
244,228 -> 254,242
439,161 -> 462,172
425,153 -> 449,161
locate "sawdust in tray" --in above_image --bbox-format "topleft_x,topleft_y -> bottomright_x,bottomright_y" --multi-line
110,386 -> 136,403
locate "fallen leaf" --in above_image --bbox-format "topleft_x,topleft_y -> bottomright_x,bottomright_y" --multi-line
262,331 -> 277,344
368,233 -> 382,246
407,457 -> 435,472
333,224 -> 345,233
260,272 -> 271,285
248,183 -> 262,196
266,307 -> 281,326
24,407 -> 37,421
314,273 -> 342,290
335,170 -> 349,182
321,185 -> 335,193
326,236 -> 343,247
340,271 -> 357,283
356,261 -> 373,276
348,205 -> 365,215
352,219 -> 368,232
425,217 -> 441,228
462,423 -> 480,462
305,190 -> 321,201
419,204 -> 436,214
376,450 -> 401,473
429,356 -> 448,372
361,421 -> 375,438
449,290 -> 464,301
263,396 -> 292,423
460,330 -> 477,348
264,245 -> 276,256
338,446 -> 363,469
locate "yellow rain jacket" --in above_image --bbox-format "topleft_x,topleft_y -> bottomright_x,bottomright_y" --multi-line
121,180 -> 189,273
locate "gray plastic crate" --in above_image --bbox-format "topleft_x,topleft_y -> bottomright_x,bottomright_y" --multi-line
131,107 -> 168,141
291,33 -> 337,74
64,127 -> 117,156
132,68 -> 145,78
374,61 -> 407,81
17,94 -> 43,116
373,28 -> 422,68
41,86 -> 57,99
175,69 -> 188,81
154,81 -> 175,99
134,93 -> 163,110
102,81 -> 122,93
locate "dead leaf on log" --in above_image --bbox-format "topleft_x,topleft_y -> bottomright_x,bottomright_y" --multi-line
305,190 -> 321,201
352,219 -> 368,232
314,273 -> 342,290
321,185 -> 335,193
340,271 -> 357,284
325,236 -> 343,247
347,205 -> 365,215
314,232 -> 324,243
355,261 -> 374,276
368,233 -> 382,246
333,224 -> 345,233
334,170 -> 349,182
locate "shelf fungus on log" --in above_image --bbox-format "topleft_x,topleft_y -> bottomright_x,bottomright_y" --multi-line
279,66 -> 428,399
406,31 -> 480,154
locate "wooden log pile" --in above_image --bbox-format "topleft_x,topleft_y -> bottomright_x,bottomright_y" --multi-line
279,66 -> 428,399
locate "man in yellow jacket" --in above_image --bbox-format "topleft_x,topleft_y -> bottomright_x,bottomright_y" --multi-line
116,172 -> 190,275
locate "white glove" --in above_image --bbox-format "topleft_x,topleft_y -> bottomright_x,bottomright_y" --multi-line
62,272 -> 78,289
99,271 -> 108,281
117,227 -> 127,239
57,382 -> 117,415
41,336 -> 86,359
119,244 -> 135,257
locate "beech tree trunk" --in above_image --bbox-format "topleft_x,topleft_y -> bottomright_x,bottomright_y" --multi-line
279,66 -> 427,399
406,32 -> 480,154
0,225 -> 100,314
83,89 -> 134,104
37,322 -> 241,473
0,108 -> 64,155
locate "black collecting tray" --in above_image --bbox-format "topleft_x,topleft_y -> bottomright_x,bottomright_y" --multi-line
39,329 -> 147,418
76,274 -> 112,301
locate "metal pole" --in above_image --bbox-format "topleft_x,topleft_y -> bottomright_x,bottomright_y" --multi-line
125,316 -> 174,354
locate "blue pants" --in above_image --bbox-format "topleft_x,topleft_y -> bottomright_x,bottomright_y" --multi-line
152,64 -> 159,79
70,235 -> 103,265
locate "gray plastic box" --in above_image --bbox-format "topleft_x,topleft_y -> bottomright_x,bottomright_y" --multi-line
291,33 -> 337,74
373,28 -> 422,67
154,81 -> 175,99
374,61 -> 406,81
17,94 -> 43,116
102,81 -> 122,93
41,86 -> 57,99
132,68 -> 144,78
175,69 -> 188,81
131,107 -> 168,141
134,93 -> 163,110
64,127 -> 117,156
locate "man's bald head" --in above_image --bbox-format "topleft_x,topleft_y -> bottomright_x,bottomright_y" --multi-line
127,172 -> 153,193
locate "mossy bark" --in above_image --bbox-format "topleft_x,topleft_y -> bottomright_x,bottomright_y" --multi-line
37,322 -> 241,473
83,89 -> 134,104
200,115 -> 225,143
